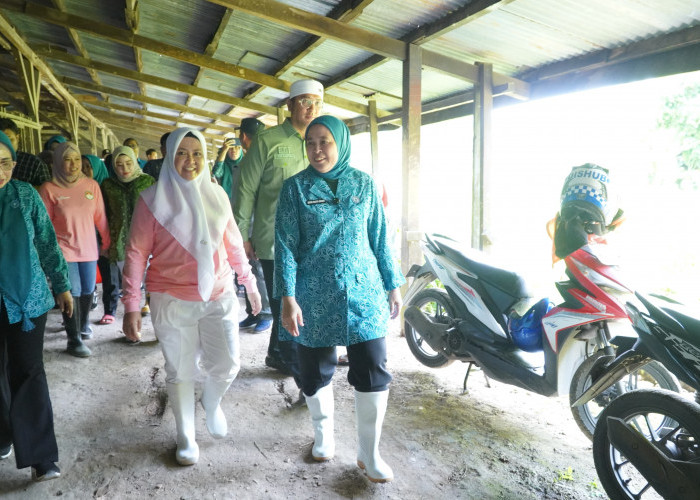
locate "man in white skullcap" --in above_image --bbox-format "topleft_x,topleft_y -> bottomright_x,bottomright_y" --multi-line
233,79 -> 324,384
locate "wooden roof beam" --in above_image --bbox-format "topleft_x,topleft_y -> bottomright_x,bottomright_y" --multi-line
50,0 -> 105,94
38,48 -> 279,115
192,9 -> 236,130
89,110 -> 224,141
325,0 -> 516,91
0,10 -> 118,143
206,0 -> 526,91
59,76 -> 241,125
1,1 -> 372,115
244,0 -> 377,102
78,98 -> 236,134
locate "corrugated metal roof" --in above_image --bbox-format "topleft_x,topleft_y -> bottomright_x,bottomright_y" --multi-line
1,0 -> 700,150
138,0 -> 225,54
422,0 -> 700,74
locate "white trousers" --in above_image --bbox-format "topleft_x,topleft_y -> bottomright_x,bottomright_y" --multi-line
150,291 -> 240,385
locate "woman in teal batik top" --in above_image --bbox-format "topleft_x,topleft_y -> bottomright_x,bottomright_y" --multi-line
0,131 -> 71,482
274,115 -> 403,483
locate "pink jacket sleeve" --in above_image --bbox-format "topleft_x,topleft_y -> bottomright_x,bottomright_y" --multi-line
39,184 -> 53,222
122,197 -> 154,313
223,217 -> 256,294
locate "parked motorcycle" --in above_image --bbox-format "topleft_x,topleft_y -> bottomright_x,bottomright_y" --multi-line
572,292 -> 700,499
403,233 -> 678,439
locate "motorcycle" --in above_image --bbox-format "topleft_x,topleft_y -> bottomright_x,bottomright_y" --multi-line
402,233 -> 678,439
572,292 -> 700,499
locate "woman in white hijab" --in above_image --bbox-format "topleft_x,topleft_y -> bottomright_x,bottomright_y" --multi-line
122,128 -> 261,466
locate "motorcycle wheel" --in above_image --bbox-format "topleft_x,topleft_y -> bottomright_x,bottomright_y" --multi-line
569,352 -> 679,440
593,389 -> 700,500
404,289 -> 455,368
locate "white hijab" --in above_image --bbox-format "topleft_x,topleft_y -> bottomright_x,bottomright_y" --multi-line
141,128 -> 230,301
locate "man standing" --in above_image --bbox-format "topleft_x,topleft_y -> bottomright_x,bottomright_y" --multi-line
225,118 -> 272,334
123,138 -> 146,168
143,132 -> 169,181
237,117 -> 265,151
234,79 -> 324,378
0,118 -> 51,187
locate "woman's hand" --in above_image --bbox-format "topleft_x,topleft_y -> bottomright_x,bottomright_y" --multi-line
56,291 -> 73,317
388,288 -> 403,319
243,241 -> 257,261
281,296 -> 304,337
123,311 -> 142,342
248,290 -> 262,316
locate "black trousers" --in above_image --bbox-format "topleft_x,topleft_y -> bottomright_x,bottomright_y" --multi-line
97,255 -> 121,316
0,302 -> 58,469
297,337 -> 392,397
259,259 -> 300,387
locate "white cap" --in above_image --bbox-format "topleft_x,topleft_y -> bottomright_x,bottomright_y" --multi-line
289,79 -> 324,99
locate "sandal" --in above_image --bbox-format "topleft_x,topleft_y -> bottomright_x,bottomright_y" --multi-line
98,314 -> 115,325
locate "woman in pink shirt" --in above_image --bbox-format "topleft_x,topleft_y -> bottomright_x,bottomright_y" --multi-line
122,128 -> 261,466
39,142 -> 110,358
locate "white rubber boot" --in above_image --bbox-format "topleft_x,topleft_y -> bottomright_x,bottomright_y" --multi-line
355,390 -> 393,482
201,378 -> 230,439
304,383 -> 335,461
167,382 -> 199,465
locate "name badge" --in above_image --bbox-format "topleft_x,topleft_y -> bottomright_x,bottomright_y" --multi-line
306,199 -> 327,205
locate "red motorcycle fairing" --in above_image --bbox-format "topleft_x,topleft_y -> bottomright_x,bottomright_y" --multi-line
542,245 -> 632,353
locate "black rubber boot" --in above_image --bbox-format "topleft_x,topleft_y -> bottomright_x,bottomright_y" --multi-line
79,293 -> 94,339
64,296 -> 91,358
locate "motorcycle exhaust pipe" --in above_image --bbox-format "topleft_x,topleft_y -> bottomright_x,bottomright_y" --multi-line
404,305 -> 449,353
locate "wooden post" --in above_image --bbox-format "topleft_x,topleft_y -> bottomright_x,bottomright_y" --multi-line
65,101 -> 80,146
101,128 -> 108,154
472,62 -> 493,251
401,43 -> 422,274
89,122 -> 98,155
14,50 -> 43,151
277,106 -> 285,125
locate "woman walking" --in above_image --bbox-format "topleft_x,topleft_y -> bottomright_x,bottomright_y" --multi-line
0,132 -> 71,481
274,115 -> 404,482
122,128 -> 260,466
99,146 -> 154,324
39,142 -> 110,357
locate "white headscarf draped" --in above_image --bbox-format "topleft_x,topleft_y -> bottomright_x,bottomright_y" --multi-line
140,128 -> 230,301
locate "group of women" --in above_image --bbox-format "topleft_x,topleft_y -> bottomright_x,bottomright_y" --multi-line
0,114 -> 403,485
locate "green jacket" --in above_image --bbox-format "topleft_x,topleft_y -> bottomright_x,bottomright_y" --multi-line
101,174 -> 156,262
233,119 -> 307,260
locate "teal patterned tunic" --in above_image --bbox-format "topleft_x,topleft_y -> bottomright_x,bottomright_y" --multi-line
274,166 -> 404,347
0,180 -> 71,325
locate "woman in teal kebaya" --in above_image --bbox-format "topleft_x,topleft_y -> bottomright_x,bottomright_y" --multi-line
0,131 -> 71,482
274,115 -> 403,482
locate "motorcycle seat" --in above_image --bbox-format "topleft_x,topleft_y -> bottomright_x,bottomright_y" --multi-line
662,307 -> 700,342
435,238 -> 531,300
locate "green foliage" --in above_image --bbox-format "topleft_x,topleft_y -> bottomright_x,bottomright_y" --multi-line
554,466 -> 574,482
658,83 -> 700,188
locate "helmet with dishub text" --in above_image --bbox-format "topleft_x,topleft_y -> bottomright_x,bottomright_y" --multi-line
560,163 -> 617,226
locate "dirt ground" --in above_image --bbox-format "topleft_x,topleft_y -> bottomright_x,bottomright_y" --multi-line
0,291 -> 607,499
